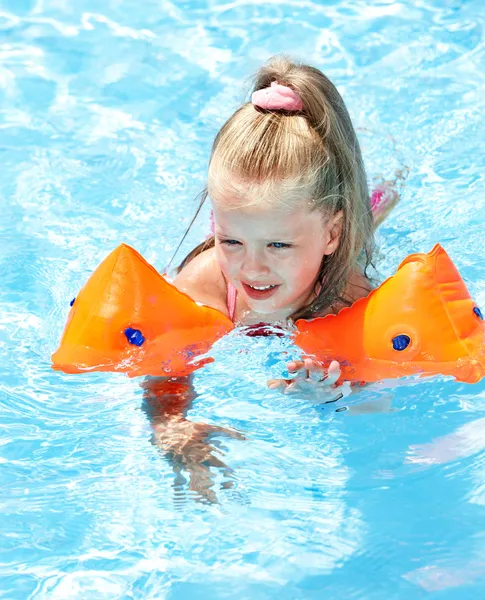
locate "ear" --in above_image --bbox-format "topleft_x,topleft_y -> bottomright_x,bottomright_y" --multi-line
323,210 -> 344,255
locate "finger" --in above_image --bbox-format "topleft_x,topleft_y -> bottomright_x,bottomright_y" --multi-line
287,360 -> 306,373
324,361 -> 341,386
223,427 -> 247,441
267,379 -> 286,390
268,378 -> 296,390
302,358 -> 327,382
287,362 -> 313,383
303,357 -> 325,373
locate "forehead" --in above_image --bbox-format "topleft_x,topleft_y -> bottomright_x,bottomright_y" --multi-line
213,201 -> 324,238
209,174 -> 327,237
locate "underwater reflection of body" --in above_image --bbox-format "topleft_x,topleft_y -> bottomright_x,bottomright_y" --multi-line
140,376 -> 245,505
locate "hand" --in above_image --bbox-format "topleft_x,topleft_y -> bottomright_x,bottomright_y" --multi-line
267,358 -> 352,402
152,418 -> 245,504
141,376 -> 246,504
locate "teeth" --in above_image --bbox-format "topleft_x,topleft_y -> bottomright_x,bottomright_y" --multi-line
251,285 -> 275,290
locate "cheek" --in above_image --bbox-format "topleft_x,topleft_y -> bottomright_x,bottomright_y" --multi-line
214,245 -> 226,269
215,245 -> 238,275
282,252 -> 322,287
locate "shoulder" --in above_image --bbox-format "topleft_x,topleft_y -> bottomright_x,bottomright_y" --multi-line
172,248 -> 228,315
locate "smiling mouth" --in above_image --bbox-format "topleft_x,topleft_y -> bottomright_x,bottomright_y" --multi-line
249,284 -> 276,290
242,282 -> 280,300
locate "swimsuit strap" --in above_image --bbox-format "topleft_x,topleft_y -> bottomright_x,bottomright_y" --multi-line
226,282 -> 237,321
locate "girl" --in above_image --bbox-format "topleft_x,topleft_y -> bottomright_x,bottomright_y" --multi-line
172,55 -> 400,396
145,56 -> 402,501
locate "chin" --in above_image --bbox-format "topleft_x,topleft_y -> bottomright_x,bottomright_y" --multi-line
246,297 -> 294,317
252,306 -> 279,316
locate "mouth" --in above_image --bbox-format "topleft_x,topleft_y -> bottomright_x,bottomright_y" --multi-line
241,282 -> 280,300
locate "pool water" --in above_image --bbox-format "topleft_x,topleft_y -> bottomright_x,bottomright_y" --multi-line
1,0 -> 485,598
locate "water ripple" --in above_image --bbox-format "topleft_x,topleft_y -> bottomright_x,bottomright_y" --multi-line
1,0 -> 485,597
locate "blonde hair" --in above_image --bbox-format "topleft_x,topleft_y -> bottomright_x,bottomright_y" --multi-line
178,55 -> 374,320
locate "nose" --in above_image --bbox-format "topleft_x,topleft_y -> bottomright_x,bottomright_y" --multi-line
240,247 -> 270,279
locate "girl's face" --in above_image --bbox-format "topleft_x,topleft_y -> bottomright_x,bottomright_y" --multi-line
213,196 -> 342,318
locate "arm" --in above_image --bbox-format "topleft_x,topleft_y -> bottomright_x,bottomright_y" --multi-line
140,376 -> 245,504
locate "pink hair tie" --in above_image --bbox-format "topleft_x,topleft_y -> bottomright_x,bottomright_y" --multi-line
251,81 -> 303,112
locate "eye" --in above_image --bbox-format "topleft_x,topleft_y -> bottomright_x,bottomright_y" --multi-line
220,239 -> 242,246
269,242 -> 293,249
392,334 -> 411,351
473,306 -> 483,320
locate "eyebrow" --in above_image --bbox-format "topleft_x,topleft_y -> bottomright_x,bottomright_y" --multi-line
217,232 -> 299,242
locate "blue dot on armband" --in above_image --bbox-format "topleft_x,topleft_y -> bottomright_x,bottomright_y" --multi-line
124,328 -> 145,346
473,306 -> 483,320
392,334 -> 411,351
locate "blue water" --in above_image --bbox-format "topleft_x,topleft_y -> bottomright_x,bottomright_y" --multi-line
2,0 -> 485,598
